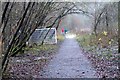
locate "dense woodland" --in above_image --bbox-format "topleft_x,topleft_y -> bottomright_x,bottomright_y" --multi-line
0,1 -> 119,78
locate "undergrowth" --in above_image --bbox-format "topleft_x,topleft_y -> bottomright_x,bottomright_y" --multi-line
76,32 -> 118,61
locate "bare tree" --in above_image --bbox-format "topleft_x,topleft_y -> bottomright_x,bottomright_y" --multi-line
1,1 -> 118,76
1,1 -> 62,74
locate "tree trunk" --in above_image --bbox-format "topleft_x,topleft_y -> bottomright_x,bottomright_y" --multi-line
2,2 -> 31,74
0,11 -> 2,80
118,1 -> 120,72
0,1 -> 2,78
105,8 -> 109,32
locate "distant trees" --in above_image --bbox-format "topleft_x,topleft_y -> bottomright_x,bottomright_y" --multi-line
93,2 -> 118,36
74,2 -> 118,37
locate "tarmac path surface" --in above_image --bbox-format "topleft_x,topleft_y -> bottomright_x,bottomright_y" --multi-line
39,37 -> 97,78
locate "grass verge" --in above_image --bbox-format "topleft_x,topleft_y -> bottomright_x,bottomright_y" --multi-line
76,33 -> 119,78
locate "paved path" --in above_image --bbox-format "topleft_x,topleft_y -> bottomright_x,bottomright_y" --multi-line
39,37 -> 97,78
